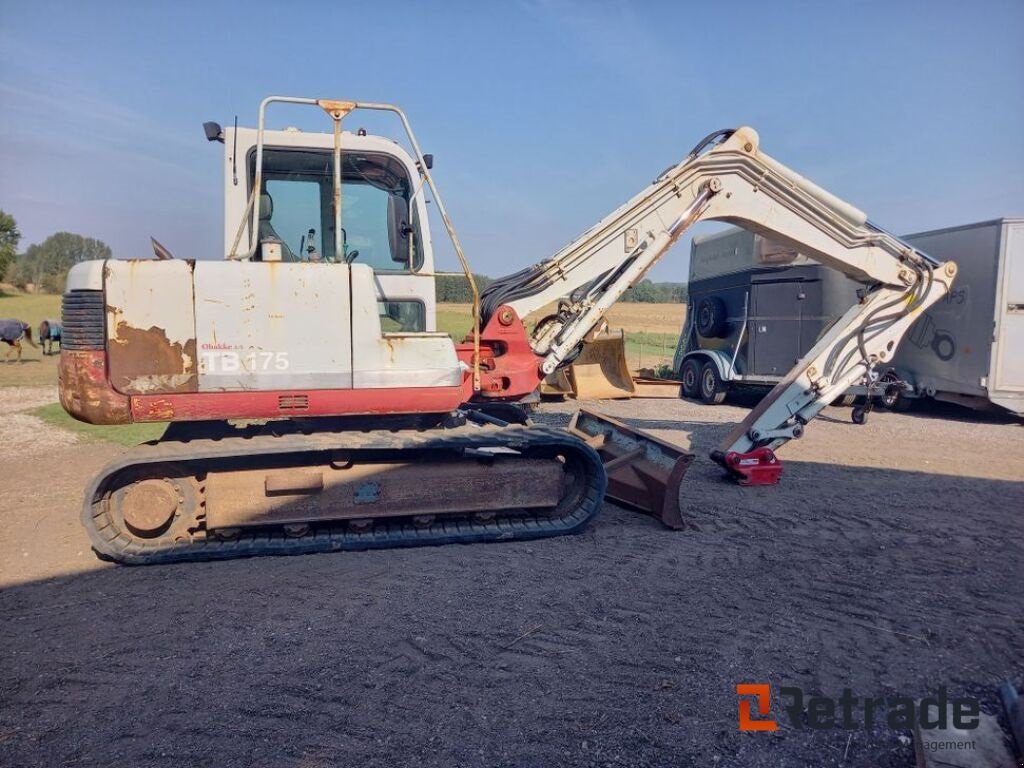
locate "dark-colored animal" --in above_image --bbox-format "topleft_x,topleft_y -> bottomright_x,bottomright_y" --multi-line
0,319 -> 37,362
38,319 -> 62,355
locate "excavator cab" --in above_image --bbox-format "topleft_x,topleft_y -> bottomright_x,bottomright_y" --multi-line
61,98 -> 471,424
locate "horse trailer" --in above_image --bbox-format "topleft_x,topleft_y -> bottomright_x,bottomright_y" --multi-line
674,219 -> 1023,417
891,218 -> 1023,415
673,227 -> 862,404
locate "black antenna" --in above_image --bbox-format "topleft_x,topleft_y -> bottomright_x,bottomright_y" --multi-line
232,115 -> 238,186
150,237 -> 175,260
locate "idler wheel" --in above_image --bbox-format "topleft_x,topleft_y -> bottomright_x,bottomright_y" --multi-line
119,479 -> 180,537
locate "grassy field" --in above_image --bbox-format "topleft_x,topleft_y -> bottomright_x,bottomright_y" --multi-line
0,291 -> 685,391
439,302 -> 685,371
0,291 -> 61,321
0,291 -> 62,386
32,402 -> 167,446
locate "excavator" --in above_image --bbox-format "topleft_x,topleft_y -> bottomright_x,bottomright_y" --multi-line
58,96 -> 957,564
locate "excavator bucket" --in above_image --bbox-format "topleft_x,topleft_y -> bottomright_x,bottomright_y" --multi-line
631,376 -> 684,398
567,408 -> 693,530
540,367 -> 576,398
548,329 -> 636,400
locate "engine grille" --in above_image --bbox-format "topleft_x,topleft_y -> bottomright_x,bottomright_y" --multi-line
61,290 -> 106,350
278,394 -> 309,411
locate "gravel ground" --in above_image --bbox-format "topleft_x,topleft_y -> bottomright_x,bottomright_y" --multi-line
1,390 -> 1021,767
0,386 -> 78,455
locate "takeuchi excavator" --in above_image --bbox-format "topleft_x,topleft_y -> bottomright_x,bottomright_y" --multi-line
58,96 -> 957,564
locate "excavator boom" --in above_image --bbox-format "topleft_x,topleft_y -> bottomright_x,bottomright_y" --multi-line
480,126 -> 956,480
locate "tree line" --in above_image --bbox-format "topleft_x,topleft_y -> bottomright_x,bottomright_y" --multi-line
621,279 -> 687,303
435,273 -> 686,304
1,210 -> 111,293
1,209 -> 687,302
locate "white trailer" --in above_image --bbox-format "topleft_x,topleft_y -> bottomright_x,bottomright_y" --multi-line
892,218 -> 1023,415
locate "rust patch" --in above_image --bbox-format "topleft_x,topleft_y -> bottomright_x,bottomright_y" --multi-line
135,398 -> 176,421
107,320 -> 199,395
58,350 -> 132,425
382,336 -> 396,363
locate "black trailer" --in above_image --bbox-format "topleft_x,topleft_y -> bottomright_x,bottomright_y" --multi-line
673,227 -> 862,404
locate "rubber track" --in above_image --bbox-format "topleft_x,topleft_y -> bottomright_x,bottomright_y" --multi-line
83,423 -> 607,565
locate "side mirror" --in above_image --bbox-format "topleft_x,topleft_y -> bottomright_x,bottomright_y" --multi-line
420,154 -> 434,171
387,194 -> 411,264
203,121 -> 224,143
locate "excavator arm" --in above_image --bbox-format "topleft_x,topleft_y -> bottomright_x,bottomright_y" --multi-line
480,127 -> 957,483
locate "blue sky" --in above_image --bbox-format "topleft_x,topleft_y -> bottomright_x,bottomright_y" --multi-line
1,0 -> 1021,279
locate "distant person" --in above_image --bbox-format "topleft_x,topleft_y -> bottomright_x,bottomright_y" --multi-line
0,318 -> 37,362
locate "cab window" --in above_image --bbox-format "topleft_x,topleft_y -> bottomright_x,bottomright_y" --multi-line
250,148 -> 421,271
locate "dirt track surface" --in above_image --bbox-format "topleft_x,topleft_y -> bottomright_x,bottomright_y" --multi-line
1,389 -> 1022,767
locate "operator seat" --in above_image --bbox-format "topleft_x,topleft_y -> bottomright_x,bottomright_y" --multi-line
257,193 -> 298,261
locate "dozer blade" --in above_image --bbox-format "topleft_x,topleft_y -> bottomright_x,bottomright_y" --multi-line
567,408 -> 692,529
567,329 -> 636,400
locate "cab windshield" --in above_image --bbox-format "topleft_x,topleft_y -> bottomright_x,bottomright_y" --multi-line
249,148 -> 422,270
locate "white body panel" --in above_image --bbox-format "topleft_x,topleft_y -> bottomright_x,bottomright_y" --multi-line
350,265 -> 462,388
83,258 -> 462,395
106,261 -> 195,351
65,260 -> 106,291
104,260 -> 198,394
193,261 -> 353,390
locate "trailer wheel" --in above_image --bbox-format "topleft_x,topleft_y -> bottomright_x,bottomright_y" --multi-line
878,386 -> 914,412
699,361 -> 728,405
696,297 -> 728,338
851,406 -> 868,425
680,358 -> 702,399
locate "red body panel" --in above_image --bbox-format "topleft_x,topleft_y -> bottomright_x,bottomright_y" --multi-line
59,350 -> 132,424
455,307 -> 542,400
129,385 -> 472,422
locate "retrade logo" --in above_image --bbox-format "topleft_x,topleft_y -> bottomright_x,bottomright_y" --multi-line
736,683 -> 980,732
736,684 -> 778,731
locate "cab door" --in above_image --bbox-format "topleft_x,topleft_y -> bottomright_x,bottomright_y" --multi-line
343,180 -> 435,333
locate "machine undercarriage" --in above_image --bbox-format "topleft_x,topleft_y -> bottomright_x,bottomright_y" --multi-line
84,411 -> 607,564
